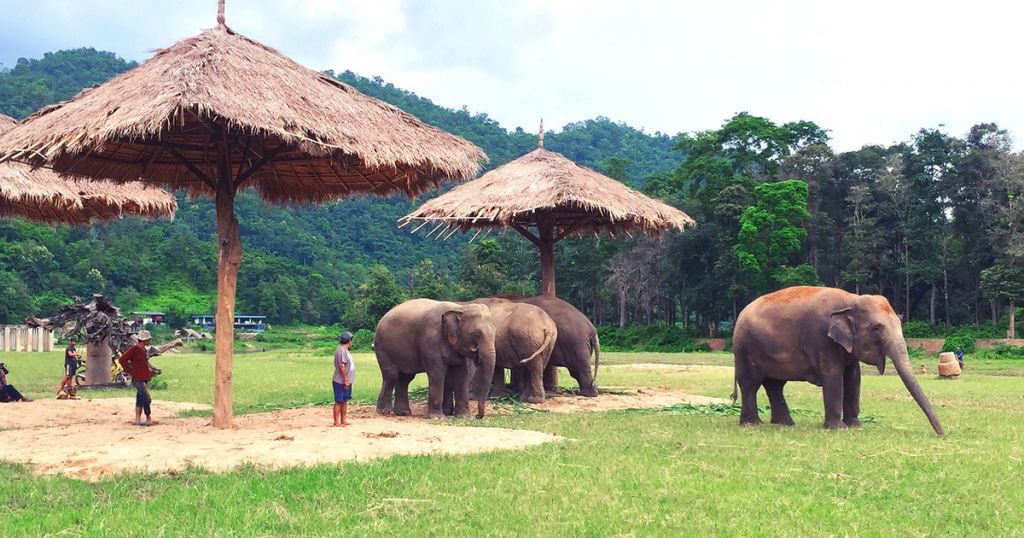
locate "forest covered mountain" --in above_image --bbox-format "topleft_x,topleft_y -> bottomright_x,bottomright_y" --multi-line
0,48 -> 685,327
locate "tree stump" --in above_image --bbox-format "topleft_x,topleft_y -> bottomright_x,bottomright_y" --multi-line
85,337 -> 112,385
938,352 -> 961,378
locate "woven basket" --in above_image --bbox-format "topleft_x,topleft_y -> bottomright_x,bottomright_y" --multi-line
938,352 -> 961,377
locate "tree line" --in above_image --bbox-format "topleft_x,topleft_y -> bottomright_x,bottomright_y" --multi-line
2,49 -> 1022,337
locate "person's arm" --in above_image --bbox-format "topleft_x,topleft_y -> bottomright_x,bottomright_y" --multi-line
337,352 -> 351,387
118,347 -> 133,371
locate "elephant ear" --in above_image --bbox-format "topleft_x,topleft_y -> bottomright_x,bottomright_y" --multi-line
442,309 -> 462,347
828,307 -> 855,354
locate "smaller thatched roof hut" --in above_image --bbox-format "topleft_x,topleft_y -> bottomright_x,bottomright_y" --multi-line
0,115 -> 176,224
401,147 -> 694,239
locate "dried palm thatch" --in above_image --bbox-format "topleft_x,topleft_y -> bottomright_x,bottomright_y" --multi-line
401,147 -> 694,238
0,25 -> 486,202
0,2 -> 486,430
0,115 -> 176,223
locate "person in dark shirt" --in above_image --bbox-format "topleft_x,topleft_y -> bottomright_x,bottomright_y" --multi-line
0,362 -> 31,402
59,337 -> 82,396
119,330 -> 154,426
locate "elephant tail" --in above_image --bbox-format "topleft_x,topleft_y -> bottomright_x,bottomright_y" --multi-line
730,369 -> 738,404
591,330 -> 600,382
519,323 -> 556,364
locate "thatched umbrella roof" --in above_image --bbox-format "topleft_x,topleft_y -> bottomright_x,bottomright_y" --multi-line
0,115 -> 176,224
401,146 -> 694,237
0,1 -> 485,429
0,26 -> 485,201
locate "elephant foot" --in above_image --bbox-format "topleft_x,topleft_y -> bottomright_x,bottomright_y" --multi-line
426,410 -> 445,419
578,388 -> 598,398
823,419 -> 849,430
522,393 -> 545,404
739,416 -> 763,427
770,416 -> 795,426
843,417 -> 862,428
393,408 -> 412,417
376,407 -> 394,416
454,410 -> 471,418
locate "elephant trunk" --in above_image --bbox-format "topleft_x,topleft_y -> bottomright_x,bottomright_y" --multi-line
889,340 -> 945,436
474,339 -> 497,419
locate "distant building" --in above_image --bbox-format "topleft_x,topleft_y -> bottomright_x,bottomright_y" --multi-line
131,311 -> 166,325
192,314 -> 268,333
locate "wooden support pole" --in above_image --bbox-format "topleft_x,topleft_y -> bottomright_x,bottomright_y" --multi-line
212,130 -> 241,429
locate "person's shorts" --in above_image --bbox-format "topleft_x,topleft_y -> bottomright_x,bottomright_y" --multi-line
333,381 -> 352,403
65,364 -> 76,376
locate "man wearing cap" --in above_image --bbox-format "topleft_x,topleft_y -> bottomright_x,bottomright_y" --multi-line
119,330 -> 155,426
58,337 -> 82,397
332,331 -> 355,427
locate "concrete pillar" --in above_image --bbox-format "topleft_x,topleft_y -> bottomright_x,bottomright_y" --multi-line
3,326 -> 10,351
85,338 -> 112,385
20,327 -> 29,352
44,330 -> 54,352
0,326 -> 6,351
30,328 -> 38,352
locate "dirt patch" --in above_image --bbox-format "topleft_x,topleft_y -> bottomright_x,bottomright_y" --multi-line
607,363 -> 731,372
0,398 -> 560,481
530,386 -> 729,413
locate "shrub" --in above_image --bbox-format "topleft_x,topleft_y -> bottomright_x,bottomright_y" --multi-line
597,323 -> 709,352
351,329 -> 374,351
941,327 -> 977,354
974,343 -> 1024,360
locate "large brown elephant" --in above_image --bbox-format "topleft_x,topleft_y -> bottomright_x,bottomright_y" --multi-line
732,286 -> 944,435
470,297 -> 557,403
374,299 -> 497,419
498,295 -> 600,397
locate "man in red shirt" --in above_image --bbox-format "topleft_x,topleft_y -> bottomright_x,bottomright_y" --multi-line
119,330 -> 154,426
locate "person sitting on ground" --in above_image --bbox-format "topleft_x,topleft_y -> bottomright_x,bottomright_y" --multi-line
58,337 -> 82,396
332,331 -> 355,427
119,330 -> 155,426
0,362 -> 31,402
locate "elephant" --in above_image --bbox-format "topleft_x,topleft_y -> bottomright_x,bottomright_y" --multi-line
466,298 -> 557,403
731,286 -> 945,435
496,295 -> 599,397
374,299 -> 497,419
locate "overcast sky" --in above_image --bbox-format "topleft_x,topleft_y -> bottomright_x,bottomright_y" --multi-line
3,0 -> 1022,151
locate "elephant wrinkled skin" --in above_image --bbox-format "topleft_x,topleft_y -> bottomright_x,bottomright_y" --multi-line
374,299 -> 497,419
732,286 -> 944,436
496,295 -> 600,397
467,298 -> 557,403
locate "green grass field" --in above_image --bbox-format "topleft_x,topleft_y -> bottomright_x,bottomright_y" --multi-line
1,349 -> 1023,536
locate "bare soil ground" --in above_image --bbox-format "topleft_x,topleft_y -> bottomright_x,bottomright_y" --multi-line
0,387 -> 725,481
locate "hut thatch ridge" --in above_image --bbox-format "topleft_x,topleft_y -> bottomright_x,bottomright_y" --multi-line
0,115 -> 176,223
401,147 -> 694,236
0,24 -> 486,203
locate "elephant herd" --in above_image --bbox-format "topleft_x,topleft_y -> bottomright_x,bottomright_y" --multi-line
373,286 -> 946,436
374,295 -> 599,419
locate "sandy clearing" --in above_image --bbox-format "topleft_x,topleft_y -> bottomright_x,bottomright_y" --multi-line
0,398 -> 560,481
606,363 -> 732,372
0,387 -> 726,481
531,387 -> 729,413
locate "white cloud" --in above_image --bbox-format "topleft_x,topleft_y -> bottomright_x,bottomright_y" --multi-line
3,0 -> 1022,149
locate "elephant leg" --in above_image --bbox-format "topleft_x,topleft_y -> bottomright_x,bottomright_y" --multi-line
543,364 -> 559,390
521,360 -> 546,404
450,365 -> 471,417
822,374 -> 847,429
763,378 -> 794,426
442,373 -> 456,416
376,368 -> 398,415
843,364 -> 862,427
738,378 -> 763,426
393,373 -> 415,416
509,367 -> 525,394
426,365 -> 446,418
491,367 -> 508,397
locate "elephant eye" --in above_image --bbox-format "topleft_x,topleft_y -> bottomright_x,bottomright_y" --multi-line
872,325 -> 884,333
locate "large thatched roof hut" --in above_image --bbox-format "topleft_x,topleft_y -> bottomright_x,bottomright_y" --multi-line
0,115 -> 176,224
0,1 -> 486,429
